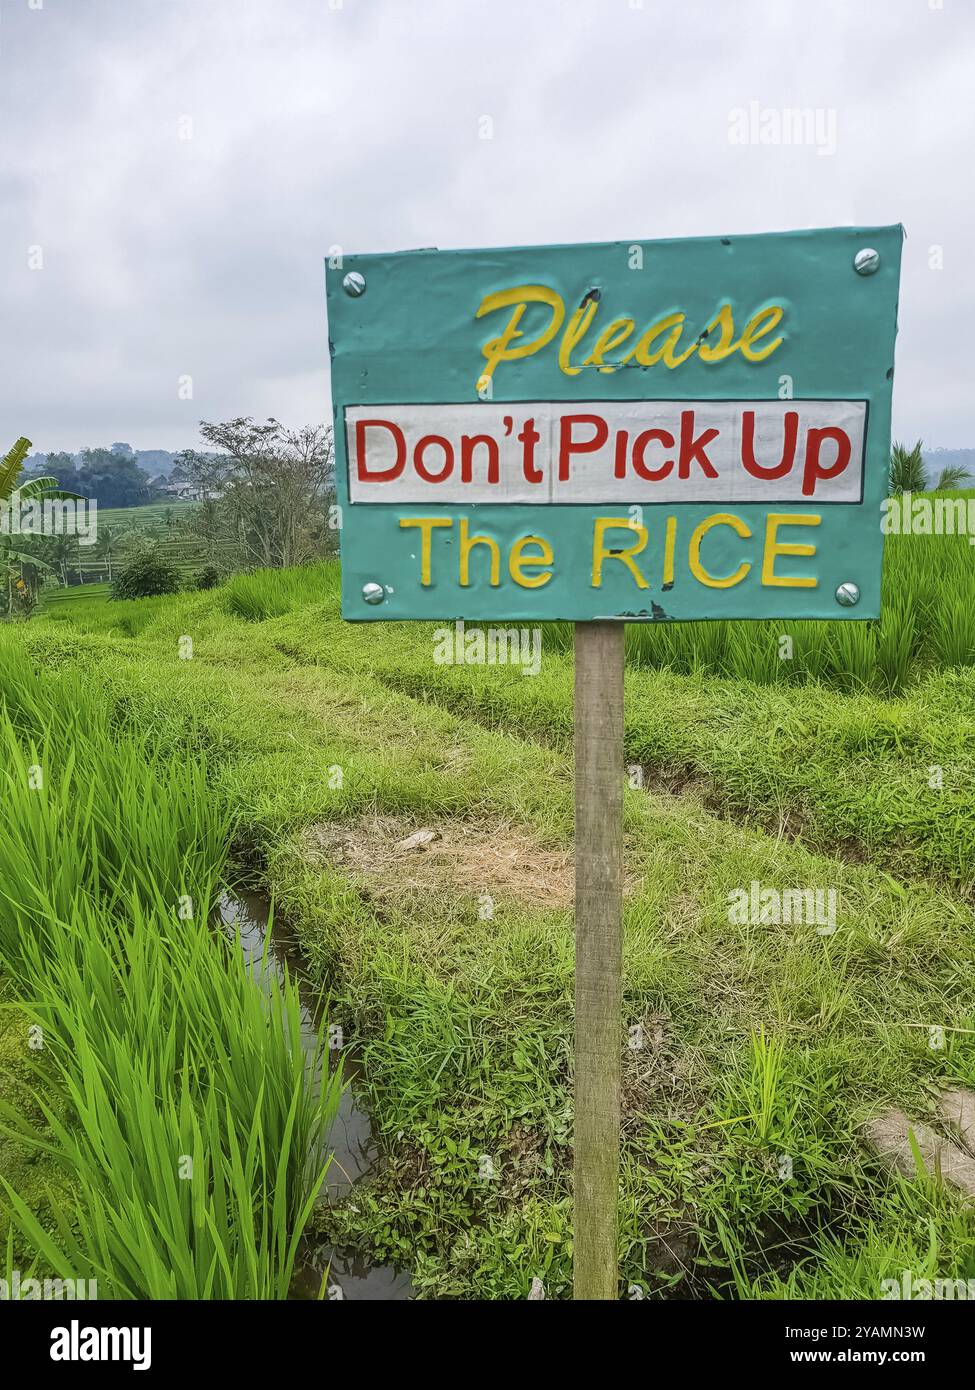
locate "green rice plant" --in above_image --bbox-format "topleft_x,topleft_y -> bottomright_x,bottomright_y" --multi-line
929,584 -> 975,667
0,665 -> 225,944
541,619 -> 573,658
727,623 -> 785,685
827,621 -> 878,693
715,1028 -> 806,1149
0,895 -> 339,1299
222,562 -> 340,621
790,622 -> 830,683
875,593 -> 918,695
745,1027 -> 793,1144
0,639 -> 340,1297
546,512 -> 975,696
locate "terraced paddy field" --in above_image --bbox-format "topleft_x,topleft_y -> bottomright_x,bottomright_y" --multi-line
38,499 -> 238,599
2,538 -> 974,1299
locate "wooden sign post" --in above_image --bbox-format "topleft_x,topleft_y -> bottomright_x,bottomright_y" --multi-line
327,224 -> 903,1301
573,621 -> 625,1300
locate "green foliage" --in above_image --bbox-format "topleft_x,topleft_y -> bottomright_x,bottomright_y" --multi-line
73,447 -> 153,508
0,438 -> 32,501
196,563 -> 221,590
222,562 -> 339,621
111,546 -> 182,600
10,555 -> 975,1300
889,439 -> 927,494
934,464 -> 972,491
0,642 -> 339,1297
0,440 -> 75,619
543,524 -> 975,696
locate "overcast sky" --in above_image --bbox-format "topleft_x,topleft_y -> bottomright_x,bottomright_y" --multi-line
1,0 -> 972,454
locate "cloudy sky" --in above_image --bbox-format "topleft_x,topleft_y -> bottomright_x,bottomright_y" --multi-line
1,0 -> 972,454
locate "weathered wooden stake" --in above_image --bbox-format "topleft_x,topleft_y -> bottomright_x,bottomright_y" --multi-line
573,620 -> 624,1300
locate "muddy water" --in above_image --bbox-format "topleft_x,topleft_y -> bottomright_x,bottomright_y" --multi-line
219,891 -> 413,1300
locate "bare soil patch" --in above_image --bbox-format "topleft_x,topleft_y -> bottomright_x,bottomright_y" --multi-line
299,814 -> 576,911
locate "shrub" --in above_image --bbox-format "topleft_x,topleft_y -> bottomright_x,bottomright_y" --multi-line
196,564 -> 221,590
110,548 -> 181,601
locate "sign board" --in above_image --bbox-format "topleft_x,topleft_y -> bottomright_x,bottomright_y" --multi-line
326,225 -> 904,1301
326,226 -> 902,621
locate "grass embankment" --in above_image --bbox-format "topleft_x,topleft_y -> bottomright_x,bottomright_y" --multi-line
0,639 -> 338,1298
6,561 -> 972,1299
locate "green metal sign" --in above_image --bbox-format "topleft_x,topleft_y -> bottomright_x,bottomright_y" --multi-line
326,226 -> 902,622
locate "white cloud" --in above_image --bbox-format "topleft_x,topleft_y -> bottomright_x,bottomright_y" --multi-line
1,0 -> 972,451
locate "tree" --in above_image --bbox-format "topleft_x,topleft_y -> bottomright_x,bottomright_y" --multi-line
45,533 -> 77,587
111,547 -> 181,600
933,464 -> 972,491
41,451 -> 80,486
176,418 -> 335,570
195,564 -> 221,590
75,448 -> 153,508
889,440 -> 926,495
94,524 -> 132,582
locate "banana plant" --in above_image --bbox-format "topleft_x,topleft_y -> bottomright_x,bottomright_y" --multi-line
1,437 -> 85,613
2,436 -> 83,506
0,535 -> 56,617
3,433 -> 86,508
0,437 -> 32,500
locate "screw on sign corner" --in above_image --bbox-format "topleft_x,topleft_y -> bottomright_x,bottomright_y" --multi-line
343,271 -> 366,297
835,581 -> 861,607
361,582 -> 384,605
853,248 -> 880,276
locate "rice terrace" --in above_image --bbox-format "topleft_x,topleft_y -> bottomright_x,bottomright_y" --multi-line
2,0 -> 975,1367
3,434 -> 975,1307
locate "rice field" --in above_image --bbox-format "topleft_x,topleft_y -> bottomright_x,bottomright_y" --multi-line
0,641 -> 339,1298
0,529 -> 971,1302
545,517 -> 975,695
38,499 -> 238,597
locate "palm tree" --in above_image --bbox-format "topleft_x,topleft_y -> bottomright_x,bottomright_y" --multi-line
49,532 -> 76,587
888,440 -> 927,495
94,523 -> 132,582
933,463 -> 972,491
